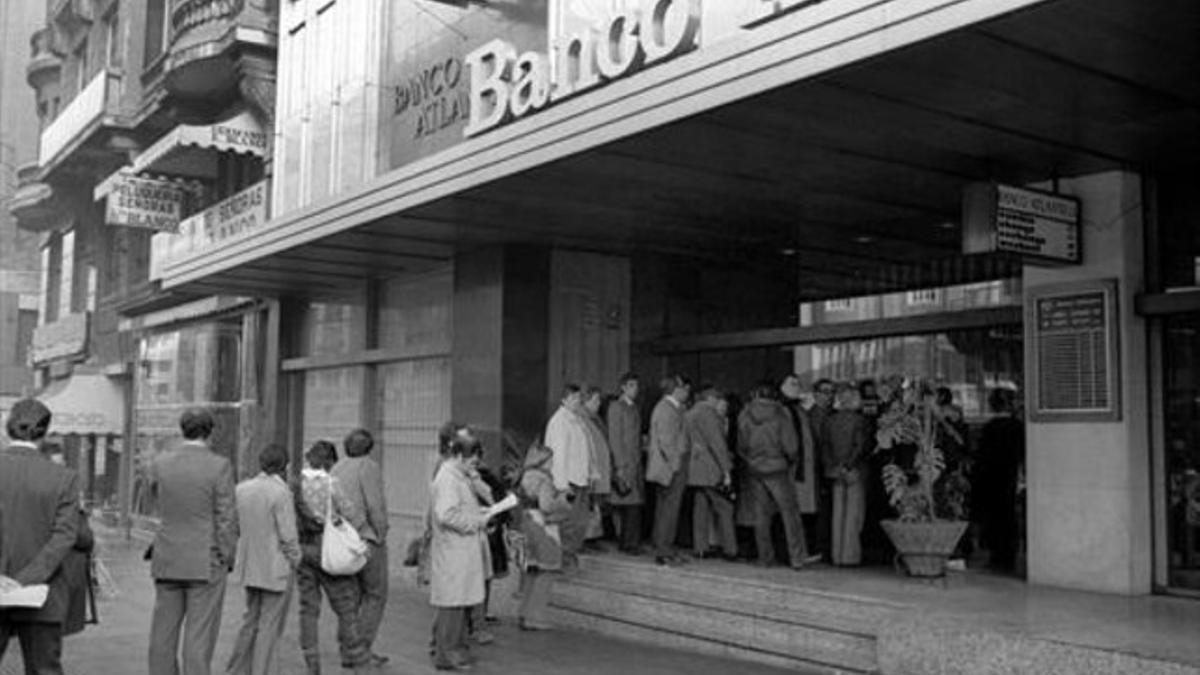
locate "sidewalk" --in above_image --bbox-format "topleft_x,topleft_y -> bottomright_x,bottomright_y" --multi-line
1,522 -> 804,675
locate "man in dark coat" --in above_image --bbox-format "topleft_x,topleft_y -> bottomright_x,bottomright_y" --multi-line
0,398 -> 82,675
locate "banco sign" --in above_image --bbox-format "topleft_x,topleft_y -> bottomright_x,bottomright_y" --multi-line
464,0 -> 700,138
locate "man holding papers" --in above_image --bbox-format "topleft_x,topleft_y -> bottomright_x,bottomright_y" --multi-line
0,398 -> 82,675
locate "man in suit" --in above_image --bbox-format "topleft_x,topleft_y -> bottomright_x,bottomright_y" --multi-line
646,374 -> 691,566
331,429 -> 389,666
685,387 -> 737,560
606,373 -> 644,555
227,444 -> 301,675
0,398 -> 81,675
148,408 -> 239,675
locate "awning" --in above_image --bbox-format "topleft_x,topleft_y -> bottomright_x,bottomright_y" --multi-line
97,110 -> 269,190
36,373 -> 126,436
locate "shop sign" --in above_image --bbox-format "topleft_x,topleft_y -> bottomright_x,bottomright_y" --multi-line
464,0 -> 701,138
962,183 -> 1082,265
210,114 -> 270,155
31,312 -> 89,364
383,1 -> 546,171
150,180 -> 268,278
105,175 -> 185,232
1026,280 -> 1120,422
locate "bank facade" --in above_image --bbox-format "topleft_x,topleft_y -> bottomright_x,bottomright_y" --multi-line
83,0 -> 1200,599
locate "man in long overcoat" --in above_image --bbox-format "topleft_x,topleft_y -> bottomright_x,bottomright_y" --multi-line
0,398 -> 81,675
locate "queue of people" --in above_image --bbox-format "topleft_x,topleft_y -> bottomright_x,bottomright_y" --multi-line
0,369 -> 1022,675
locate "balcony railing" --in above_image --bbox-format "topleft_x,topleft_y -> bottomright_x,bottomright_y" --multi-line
171,0 -> 243,37
39,69 -> 122,170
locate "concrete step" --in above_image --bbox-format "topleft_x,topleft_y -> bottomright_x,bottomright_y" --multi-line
550,554 -> 891,673
574,553 -> 901,634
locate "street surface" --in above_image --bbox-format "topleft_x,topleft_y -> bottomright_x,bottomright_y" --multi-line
1,523 -> 804,675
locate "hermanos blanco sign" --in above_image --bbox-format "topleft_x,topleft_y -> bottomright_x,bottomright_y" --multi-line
464,0 -> 701,137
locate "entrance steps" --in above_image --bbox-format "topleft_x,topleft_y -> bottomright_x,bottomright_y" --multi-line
548,554 -> 897,674
546,553 -> 1200,675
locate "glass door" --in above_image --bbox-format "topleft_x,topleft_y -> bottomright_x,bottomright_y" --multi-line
1165,313 -> 1200,591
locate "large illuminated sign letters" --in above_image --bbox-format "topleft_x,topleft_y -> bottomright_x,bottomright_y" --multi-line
464,0 -> 700,138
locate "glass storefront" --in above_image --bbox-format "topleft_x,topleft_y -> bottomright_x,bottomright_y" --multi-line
130,317 -> 243,516
294,268 -> 454,520
1164,314 -> 1200,590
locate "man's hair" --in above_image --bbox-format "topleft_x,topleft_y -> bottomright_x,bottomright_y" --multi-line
618,371 -> 639,387
660,374 -> 691,394
447,436 -> 483,459
306,440 -> 338,471
936,386 -> 954,406
814,378 -> 835,394
6,398 -> 51,442
778,373 -> 800,389
259,443 -> 290,475
750,381 -> 776,400
343,428 -> 374,457
562,383 -> 581,399
584,385 -> 603,400
179,408 -> 215,440
438,420 -> 463,453
696,384 -> 722,402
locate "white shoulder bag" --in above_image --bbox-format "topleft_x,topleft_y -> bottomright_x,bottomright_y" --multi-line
320,476 -> 369,575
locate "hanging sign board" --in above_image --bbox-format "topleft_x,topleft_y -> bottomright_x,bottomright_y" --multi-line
105,175 -> 185,232
962,183 -> 1081,265
1026,279 -> 1120,422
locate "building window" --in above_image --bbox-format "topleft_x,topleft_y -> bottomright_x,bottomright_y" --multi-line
75,39 -> 90,92
59,231 -> 75,319
144,0 -> 170,68
104,11 -> 123,69
824,298 -> 854,312
905,289 -> 941,306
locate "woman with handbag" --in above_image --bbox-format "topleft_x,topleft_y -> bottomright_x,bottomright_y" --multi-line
293,441 -> 371,675
516,442 -> 573,631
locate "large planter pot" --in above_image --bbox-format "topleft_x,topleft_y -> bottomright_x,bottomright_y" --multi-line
880,519 -> 968,577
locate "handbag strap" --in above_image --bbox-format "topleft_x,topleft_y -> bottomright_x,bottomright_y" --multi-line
324,474 -> 333,522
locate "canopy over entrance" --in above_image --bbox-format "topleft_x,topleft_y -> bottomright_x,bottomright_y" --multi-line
160,0 -> 1200,301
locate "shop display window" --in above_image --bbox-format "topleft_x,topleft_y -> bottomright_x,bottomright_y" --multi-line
1165,314 -> 1200,590
378,268 -> 452,353
131,318 -> 243,517
298,289 -> 368,356
302,366 -> 365,449
377,358 -> 451,518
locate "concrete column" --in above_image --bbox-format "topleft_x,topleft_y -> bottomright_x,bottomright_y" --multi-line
1024,170 -> 1151,594
451,245 -> 550,464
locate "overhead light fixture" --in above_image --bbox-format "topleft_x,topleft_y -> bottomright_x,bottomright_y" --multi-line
854,235 -> 874,244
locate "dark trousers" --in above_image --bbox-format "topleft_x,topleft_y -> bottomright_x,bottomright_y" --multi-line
691,487 -> 737,556
0,621 -> 63,675
614,504 -> 643,552
652,469 -> 688,558
560,487 -> 592,555
297,558 -> 368,667
355,542 -> 388,652
148,575 -> 227,675
431,606 -> 470,667
814,478 -> 833,557
751,473 -> 809,566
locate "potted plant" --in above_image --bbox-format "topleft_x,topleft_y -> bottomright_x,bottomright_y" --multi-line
874,379 -> 970,577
